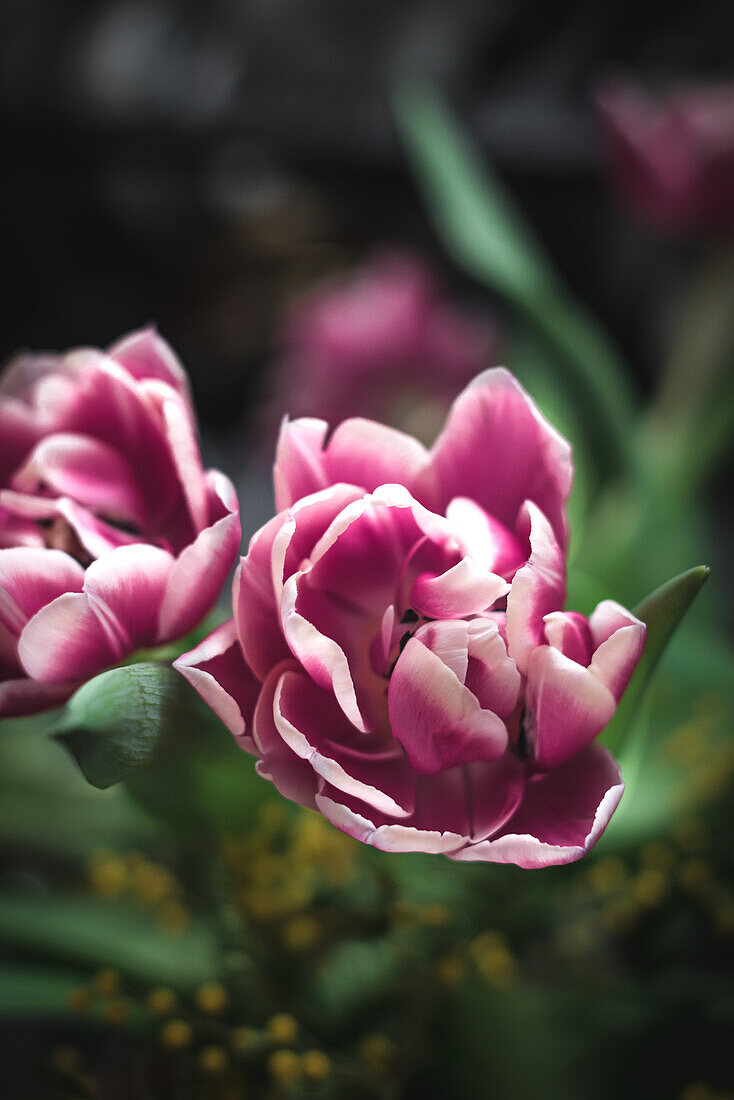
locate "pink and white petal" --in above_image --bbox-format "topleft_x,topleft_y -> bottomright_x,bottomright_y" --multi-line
588,606 -> 646,701
389,636 -> 508,775
82,543 -> 175,653
452,743 -> 623,867
18,592 -> 121,683
465,618 -> 521,718
446,497 -> 526,577
157,472 -> 240,642
274,418 -> 331,511
414,619 -> 469,683
411,557 -> 509,619
543,610 -> 594,666
108,326 -> 191,400
589,599 -> 645,648
174,620 -> 260,745
315,791 -> 466,855
525,644 -> 616,770
321,419 -> 430,499
274,669 -> 415,817
281,571 -> 369,732
12,433 -> 148,529
236,517 -> 292,683
147,386 -> 209,534
428,368 -> 573,550
505,502 -> 566,675
0,675 -> 78,718
252,662 -> 318,810
0,547 -> 85,635
270,484 -> 364,600
0,511 -> 45,549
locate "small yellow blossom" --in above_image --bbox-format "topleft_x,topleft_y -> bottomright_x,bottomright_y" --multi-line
231,1026 -> 258,1053
587,856 -> 627,895
68,988 -> 92,1014
88,854 -> 128,898
301,1050 -> 331,1082
146,988 -> 178,1016
632,869 -> 668,908
358,1032 -> 396,1069
160,1020 -> 193,1048
268,1048 -> 301,1085
267,1013 -> 298,1044
437,954 -> 466,987
282,915 -> 320,951
195,983 -> 229,1016
105,998 -> 130,1026
93,968 -> 120,996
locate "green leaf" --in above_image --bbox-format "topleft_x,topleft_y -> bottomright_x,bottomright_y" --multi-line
602,565 -> 710,755
0,963 -> 89,1017
54,663 -> 188,789
54,663 -> 268,833
0,894 -> 219,989
393,84 -> 635,471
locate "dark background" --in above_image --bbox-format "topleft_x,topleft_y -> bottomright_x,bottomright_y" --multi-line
3,0 -> 733,432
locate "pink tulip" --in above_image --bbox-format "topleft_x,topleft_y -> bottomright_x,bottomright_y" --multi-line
177,369 -> 644,867
597,81 -> 734,234
269,252 -> 500,438
0,328 -> 240,716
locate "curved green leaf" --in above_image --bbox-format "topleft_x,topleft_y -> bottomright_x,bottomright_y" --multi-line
393,83 -> 635,471
602,565 -> 710,755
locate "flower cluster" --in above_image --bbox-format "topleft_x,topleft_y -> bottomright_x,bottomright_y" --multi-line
177,369 -> 645,866
0,328 -> 240,715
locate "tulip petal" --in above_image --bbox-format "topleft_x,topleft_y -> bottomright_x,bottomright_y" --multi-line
174,620 -> 260,746
18,592 -> 120,682
428,368 -> 572,549
157,471 -> 240,642
446,496 -> 526,577
389,635 -> 508,774
109,327 -> 191,400
274,415 -> 430,511
0,675 -> 78,718
505,502 -> 566,674
273,668 -> 415,817
524,645 -> 616,770
13,433 -> 149,529
588,600 -> 646,701
411,557 -> 509,619
252,662 -> 318,810
452,743 -> 623,867
0,547 -> 85,636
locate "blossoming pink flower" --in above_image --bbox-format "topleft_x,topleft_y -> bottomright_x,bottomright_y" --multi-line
177,369 -> 644,867
0,328 -> 240,716
269,252 -> 499,438
597,81 -> 734,233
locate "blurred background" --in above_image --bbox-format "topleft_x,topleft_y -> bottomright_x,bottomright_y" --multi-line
1,1 -> 734,1097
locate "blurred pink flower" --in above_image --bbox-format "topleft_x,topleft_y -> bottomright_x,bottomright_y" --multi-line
178,369 -> 644,867
269,252 -> 500,441
0,328 -> 240,716
597,80 -> 734,233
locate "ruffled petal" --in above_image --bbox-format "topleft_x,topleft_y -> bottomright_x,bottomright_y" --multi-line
388,632 -> 508,774
157,471 -> 241,642
411,557 -> 508,619
174,620 -> 260,746
12,433 -> 149,529
274,416 -> 430,511
445,496 -> 526,577
427,368 -> 572,549
542,610 -> 594,666
18,592 -> 120,683
452,743 -> 623,867
588,600 -> 646,701
505,502 -> 566,674
108,327 -> 191,401
524,645 -> 616,770
0,547 -> 85,636
252,661 -> 318,810
273,668 -> 416,817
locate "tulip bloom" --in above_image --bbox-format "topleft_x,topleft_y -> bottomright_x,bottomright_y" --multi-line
179,370 -> 644,866
0,328 -> 240,716
597,81 -> 734,234
270,252 -> 499,439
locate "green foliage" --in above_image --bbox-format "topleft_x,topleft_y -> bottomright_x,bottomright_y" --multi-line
602,565 -> 710,756
393,83 -> 635,471
0,894 -> 219,988
54,663 -> 268,833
